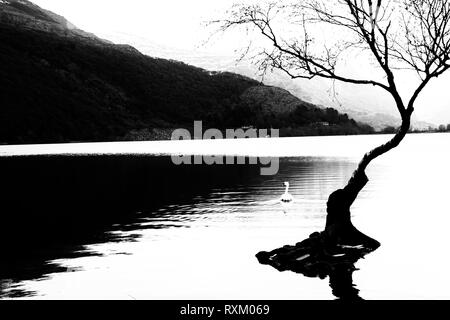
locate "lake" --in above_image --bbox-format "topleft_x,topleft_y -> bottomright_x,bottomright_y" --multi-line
0,133 -> 449,300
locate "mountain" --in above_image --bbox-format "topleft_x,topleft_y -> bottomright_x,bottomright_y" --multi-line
101,32 -> 437,131
0,0 -> 373,144
238,86 -> 374,136
0,0 -> 102,40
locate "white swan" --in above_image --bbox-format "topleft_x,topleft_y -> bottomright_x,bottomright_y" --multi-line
280,182 -> 294,203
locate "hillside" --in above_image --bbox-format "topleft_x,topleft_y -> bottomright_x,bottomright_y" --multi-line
110,32 -> 436,131
0,0 -> 373,144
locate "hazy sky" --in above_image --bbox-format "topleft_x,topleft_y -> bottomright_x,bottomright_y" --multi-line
31,0 -> 450,125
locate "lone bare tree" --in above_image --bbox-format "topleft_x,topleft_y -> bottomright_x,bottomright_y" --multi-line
217,0 -> 450,245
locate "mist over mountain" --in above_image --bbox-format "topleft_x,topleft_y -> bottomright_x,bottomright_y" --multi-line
100,31 -> 436,131
0,0 -> 374,144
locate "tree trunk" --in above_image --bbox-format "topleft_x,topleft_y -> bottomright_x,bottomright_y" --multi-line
324,113 -> 412,247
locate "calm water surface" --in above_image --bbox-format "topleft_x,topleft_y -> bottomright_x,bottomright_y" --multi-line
0,133 -> 449,299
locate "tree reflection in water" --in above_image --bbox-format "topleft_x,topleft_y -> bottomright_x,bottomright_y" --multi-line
256,231 -> 379,300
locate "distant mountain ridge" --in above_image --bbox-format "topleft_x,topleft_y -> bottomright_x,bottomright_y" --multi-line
0,0 -> 374,144
102,32 -> 436,131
